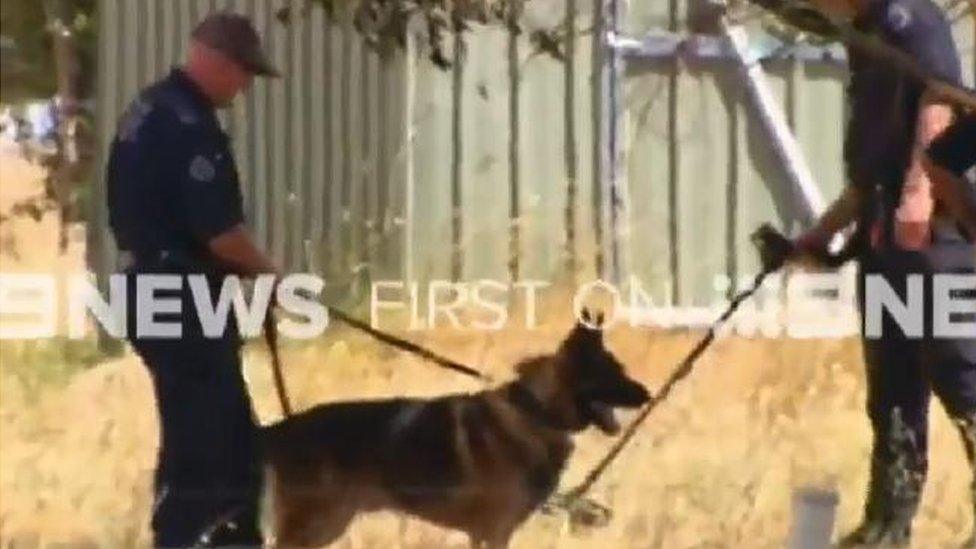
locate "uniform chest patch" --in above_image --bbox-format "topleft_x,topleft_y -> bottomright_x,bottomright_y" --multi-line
189,155 -> 216,182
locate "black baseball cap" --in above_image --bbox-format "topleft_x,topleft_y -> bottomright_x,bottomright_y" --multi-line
191,12 -> 280,77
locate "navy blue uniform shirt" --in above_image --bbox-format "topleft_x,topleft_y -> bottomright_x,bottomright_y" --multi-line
845,0 -> 962,191
107,69 -> 245,265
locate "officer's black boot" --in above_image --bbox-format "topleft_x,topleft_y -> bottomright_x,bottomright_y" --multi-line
839,410 -> 922,548
838,471 -> 889,547
883,460 -> 921,548
838,458 -> 913,548
203,517 -> 262,548
839,470 -> 919,548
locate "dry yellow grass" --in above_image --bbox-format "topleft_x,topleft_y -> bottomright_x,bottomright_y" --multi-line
1,321 -> 972,548
0,149 -> 971,547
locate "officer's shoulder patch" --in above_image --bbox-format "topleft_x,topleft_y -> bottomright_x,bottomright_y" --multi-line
189,155 -> 216,182
117,98 -> 153,143
885,1 -> 913,32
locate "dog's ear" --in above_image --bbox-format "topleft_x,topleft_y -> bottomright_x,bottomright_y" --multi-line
581,308 -> 592,325
577,307 -> 604,330
566,308 -> 603,355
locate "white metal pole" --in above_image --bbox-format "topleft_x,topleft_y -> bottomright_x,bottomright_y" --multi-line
724,22 -> 827,223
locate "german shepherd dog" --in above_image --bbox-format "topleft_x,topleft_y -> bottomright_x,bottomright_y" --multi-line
261,311 -> 650,548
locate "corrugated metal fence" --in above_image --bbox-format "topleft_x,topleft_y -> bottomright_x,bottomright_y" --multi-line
90,0 -> 975,307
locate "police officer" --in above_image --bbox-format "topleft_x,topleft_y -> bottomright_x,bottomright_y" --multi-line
106,13 -> 281,548
788,0 -> 976,545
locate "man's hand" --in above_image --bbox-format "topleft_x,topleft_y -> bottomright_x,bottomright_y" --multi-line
752,223 -> 838,272
752,224 -> 796,272
793,228 -> 832,260
780,185 -> 862,268
208,224 -> 281,278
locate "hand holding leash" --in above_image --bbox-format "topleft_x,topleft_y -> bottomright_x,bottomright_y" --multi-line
752,223 -> 852,269
751,223 -> 796,273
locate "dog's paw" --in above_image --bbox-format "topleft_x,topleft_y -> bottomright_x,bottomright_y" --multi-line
567,497 -> 612,531
540,494 -> 612,531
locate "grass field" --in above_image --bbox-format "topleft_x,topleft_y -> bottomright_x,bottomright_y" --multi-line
1,320 -> 972,548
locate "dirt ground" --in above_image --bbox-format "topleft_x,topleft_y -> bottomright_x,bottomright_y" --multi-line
0,146 -> 972,548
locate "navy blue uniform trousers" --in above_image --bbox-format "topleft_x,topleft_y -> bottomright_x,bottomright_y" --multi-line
126,270 -> 263,548
857,231 -> 976,524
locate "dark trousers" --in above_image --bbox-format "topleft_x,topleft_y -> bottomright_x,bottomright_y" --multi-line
858,236 -> 976,529
126,271 -> 262,548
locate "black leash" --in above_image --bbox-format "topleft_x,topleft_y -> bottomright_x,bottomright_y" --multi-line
264,309 -> 294,417
327,307 -> 491,382
261,303 -> 491,419
554,268 -> 775,507
551,224 -> 817,512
